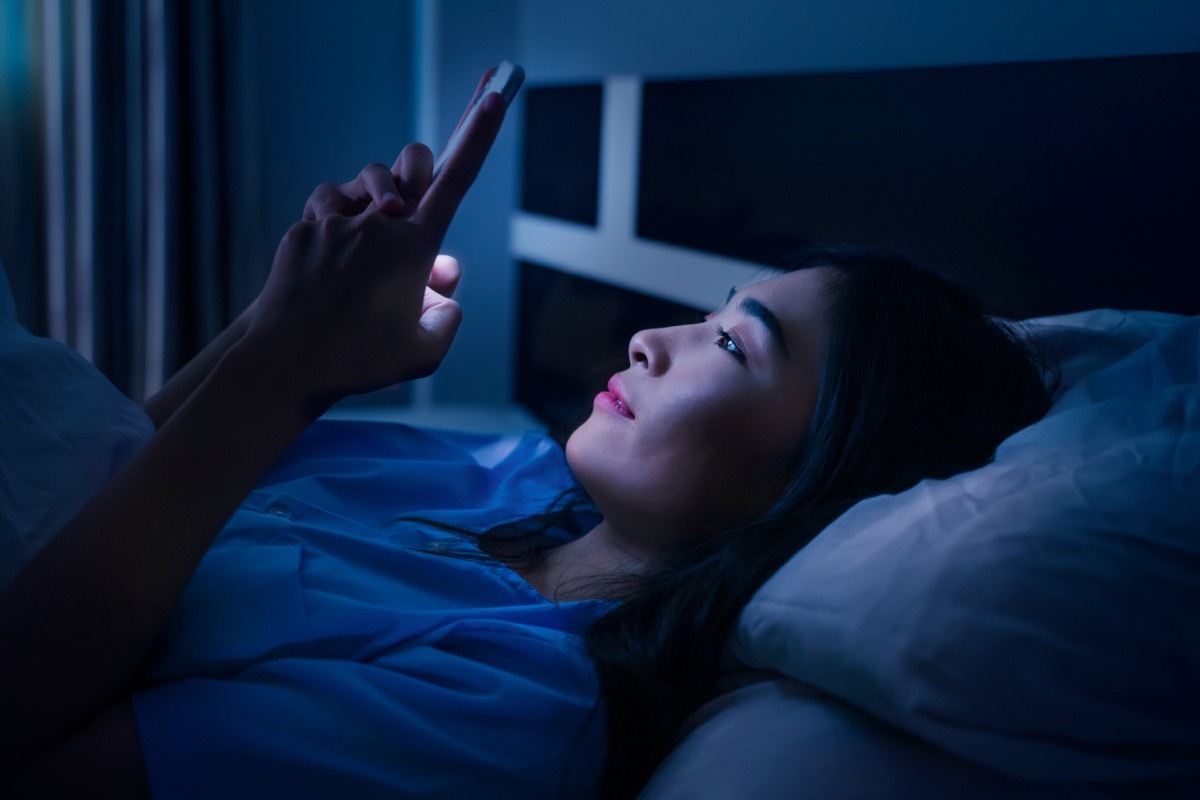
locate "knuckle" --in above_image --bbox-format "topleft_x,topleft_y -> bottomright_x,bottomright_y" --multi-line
315,214 -> 342,237
360,163 -> 391,186
314,180 -> 340,197
306,183 -> 340,215
282,220 -> 313,245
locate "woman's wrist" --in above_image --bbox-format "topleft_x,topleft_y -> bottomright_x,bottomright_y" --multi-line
213,333 -> 337,427
142,299 -> 259,429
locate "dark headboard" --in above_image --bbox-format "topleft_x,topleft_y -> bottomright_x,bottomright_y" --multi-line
514,52 -> 1200,431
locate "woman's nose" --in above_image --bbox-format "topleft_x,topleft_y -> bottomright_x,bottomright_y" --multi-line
628,327 -> 671,375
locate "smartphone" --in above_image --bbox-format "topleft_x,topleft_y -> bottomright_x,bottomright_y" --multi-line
432,60 -> 525,178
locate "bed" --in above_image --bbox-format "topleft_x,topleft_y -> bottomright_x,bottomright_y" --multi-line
5,51 -> 1200,798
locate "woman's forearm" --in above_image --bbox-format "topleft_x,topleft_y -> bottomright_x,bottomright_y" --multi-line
0,338 -> 323,764
141,302 -> 256,429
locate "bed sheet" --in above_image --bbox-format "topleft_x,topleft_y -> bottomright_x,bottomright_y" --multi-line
0,264 -> 154,589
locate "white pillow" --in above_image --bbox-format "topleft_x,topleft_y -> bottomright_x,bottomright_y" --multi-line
0,264 -> 154,589
640,680 -> 1110,800
733,309 -> 1200,784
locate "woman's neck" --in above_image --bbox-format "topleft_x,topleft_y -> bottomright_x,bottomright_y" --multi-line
516,521 -> 651,602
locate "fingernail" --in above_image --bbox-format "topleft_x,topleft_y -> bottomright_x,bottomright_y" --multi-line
381,191 -> 402,212
481,92 -> 505,113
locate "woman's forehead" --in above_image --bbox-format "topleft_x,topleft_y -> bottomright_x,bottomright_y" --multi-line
730,268 -> 832,317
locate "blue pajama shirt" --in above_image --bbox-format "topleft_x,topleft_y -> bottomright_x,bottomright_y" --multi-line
131,420 -> 613,799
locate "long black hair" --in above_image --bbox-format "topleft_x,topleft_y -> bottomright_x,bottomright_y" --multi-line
583,245 -> 1054,798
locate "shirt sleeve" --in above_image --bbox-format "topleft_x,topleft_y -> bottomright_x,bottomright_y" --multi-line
132,620 -> 608,800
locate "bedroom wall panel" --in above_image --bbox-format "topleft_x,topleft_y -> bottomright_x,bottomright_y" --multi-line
637,53 -> 1200,317
517,0 -> 1200,81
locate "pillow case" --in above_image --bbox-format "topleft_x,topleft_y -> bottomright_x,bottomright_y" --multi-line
0,264 -> 155,589
640,679 -> 1114,800
732,308 -> 1200,784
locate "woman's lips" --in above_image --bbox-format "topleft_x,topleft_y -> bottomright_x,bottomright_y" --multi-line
595,376 -> 635,419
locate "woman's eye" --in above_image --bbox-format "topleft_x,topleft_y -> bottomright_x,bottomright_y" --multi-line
714,325 -> 747,364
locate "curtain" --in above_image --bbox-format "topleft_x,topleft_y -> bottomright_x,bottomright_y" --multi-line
0,0 -> 261,401
1,0 -> 47,332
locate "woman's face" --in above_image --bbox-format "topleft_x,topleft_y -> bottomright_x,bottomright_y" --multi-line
566,268 -> 833,552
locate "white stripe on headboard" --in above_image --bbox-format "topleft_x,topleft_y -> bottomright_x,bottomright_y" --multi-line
511,212 -> 776,310
597,76 -> 640,239
511,75 -> 779,310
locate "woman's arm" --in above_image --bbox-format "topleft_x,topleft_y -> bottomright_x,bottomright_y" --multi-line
0,92 -> 506,770
141,301 -> 255,429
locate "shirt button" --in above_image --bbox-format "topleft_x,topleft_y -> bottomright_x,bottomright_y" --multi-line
266,503 -> 293,520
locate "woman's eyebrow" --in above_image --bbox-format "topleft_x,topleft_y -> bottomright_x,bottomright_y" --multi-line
739,296 -> 789,358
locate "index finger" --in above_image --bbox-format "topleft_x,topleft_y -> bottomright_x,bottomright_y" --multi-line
451,69 -> 494,138
414,91 -> 507,234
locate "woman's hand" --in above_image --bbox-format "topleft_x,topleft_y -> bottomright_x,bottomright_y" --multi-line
239,94 -> 505,411
141,134 -> 467,427
250,180 -> 460,403
302,144 -> 430,219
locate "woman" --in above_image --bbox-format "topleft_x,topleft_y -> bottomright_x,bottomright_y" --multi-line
0,86 -> 1051,798
580,245 -> 1053,797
